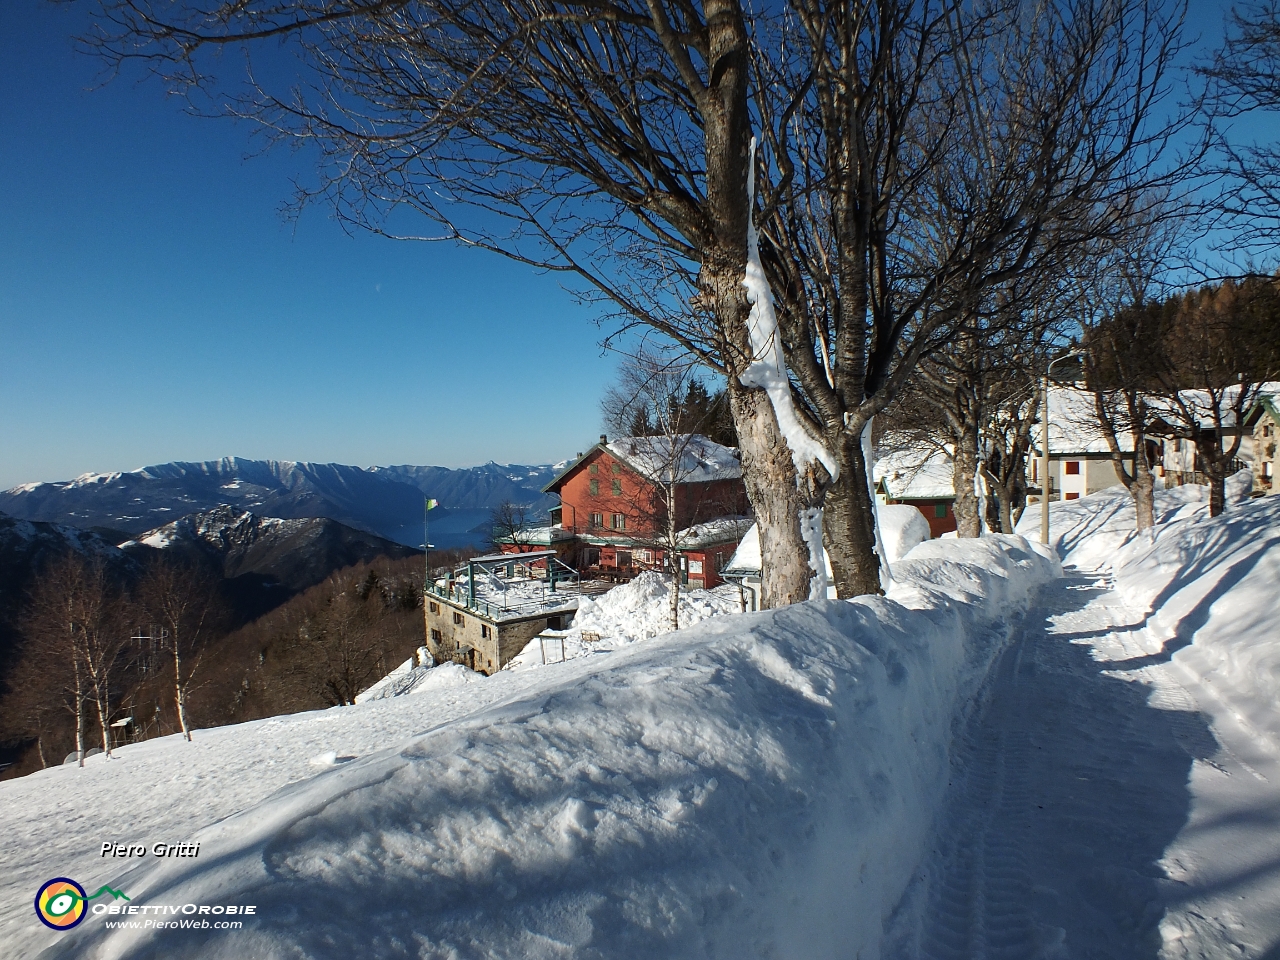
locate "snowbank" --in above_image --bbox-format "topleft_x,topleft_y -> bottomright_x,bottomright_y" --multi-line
725,504 -> 932,580
17,539 -> 1058,960
877,504 -> 931,563
1105,494 -> 1280,751
504,573 -> 743,670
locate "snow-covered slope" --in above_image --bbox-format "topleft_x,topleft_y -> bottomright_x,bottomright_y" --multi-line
121,505 -> 420,593
3,538 -> 1058,960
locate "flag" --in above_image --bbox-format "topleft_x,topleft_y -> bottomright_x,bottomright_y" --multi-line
425,499 -> 439,510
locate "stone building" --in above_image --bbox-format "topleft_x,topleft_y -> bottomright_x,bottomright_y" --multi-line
423,551 -> 580,675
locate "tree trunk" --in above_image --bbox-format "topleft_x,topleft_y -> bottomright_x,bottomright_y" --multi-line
37,735 -> 47,769
174,647 -> 192,741
1208,473 -> 1226,517
74,660 -> 85,768
1133,449 -> 1156,531
823,431 -> 882,597
727,383 -> 810,606
95,692 -> 111,757
997,483 -> 1015,534
667,483 -> 680,631
698,0 -> 811,607
953,426 -> 983,538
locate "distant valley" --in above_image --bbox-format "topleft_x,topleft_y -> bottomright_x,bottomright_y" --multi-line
0,457 -> 563,549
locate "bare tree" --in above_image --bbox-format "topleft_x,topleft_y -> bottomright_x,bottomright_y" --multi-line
744,0 -> 1195,591
907,280 -> 1071,536
1152,279 -> 1280,515
1199,1 -> 1280,250
136,558 -> 226,742
81,0 -> 1194,600
602,351 -> 739,628
21,555 -> 128,762
81,0 -> 814,606
487,501 -> 533,552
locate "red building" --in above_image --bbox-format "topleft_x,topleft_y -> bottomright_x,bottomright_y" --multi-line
500,434 -> 752,589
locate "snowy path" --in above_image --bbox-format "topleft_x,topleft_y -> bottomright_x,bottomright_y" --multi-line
888,567 -> 1280,959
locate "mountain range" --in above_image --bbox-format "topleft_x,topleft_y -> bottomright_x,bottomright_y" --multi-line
0,458 -> 563,549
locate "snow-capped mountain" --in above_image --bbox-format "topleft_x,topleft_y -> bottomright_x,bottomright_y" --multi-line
121,505 -> 420,596
0,458 -> 560,548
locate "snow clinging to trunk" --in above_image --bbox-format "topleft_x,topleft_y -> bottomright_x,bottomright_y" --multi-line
740,138 -> 839,483
861,419 -> 893,590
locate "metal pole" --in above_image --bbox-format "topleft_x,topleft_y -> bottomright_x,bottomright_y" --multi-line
1041,373 -> 1051,544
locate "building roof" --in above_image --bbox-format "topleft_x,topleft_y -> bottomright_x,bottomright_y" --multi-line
542,434 -> 742,493
1044,387 -> 1133,453
493,526 -> 576,547
1148,382 -> 1280,433
874,447 -> 955,500
1246,392 -> 1280,428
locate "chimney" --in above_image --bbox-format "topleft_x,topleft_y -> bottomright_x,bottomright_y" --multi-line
600,434 -> 608,444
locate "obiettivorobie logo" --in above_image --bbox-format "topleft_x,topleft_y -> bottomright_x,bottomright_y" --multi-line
35,878 -> 130,931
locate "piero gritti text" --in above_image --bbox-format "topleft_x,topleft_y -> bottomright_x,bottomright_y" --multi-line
101,842 -> 200,858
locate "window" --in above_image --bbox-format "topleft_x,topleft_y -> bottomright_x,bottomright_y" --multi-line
611,513 -> 626,530
715,552 -> 725,572
589,479 -> 599,496
428,601 -> 439,614
935,503 -> 947,518
453,612 -> 465,625
430,629 -> 442,642
1264,461 -> 1273,479
481,624 -> 491,639
612,479 -> 622,496
689,559 -> 704,575
1065,461 -> 1081,475
612,462 -> 621,474
589,512 -> 603,528
617,551 -> 632,567
589,463 -> 598,474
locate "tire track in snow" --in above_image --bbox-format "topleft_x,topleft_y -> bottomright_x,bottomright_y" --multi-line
889,573 -> 1207,959
910,635 -> 1039,960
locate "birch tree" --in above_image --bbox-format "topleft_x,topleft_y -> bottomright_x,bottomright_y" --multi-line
136,558 -> 225,742
602,351 -> 741,627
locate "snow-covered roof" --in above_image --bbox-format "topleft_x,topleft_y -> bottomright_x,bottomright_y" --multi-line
675,516 -> 754,549
874,447 -> 955,500
723,523 -> 760,575
492,526 -> 576,546
607,435 -> 742,483
542,435 -> 743,494
1146,382 -> 1280,432
1043,387 -> 1130,453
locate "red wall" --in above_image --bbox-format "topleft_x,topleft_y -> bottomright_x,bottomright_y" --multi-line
889,499 -> 955,539
554,448 -> 749,537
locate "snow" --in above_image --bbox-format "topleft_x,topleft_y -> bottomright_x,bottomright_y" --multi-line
672,515 -> 753,547
3,481 -> 47,495
724,503 -> 931,580
605,435 -> 742,484
3,534 -> 1058,960
738,139 -> 839,482
723,522 -> 760,573
877,503 -> 931,562
874,446 -> 955,500
11,464 -> 1280,959
504,572 -> 745,670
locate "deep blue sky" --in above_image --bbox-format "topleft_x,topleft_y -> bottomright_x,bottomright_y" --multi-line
0,0 -> 1263,490
0,2 -> 619,488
